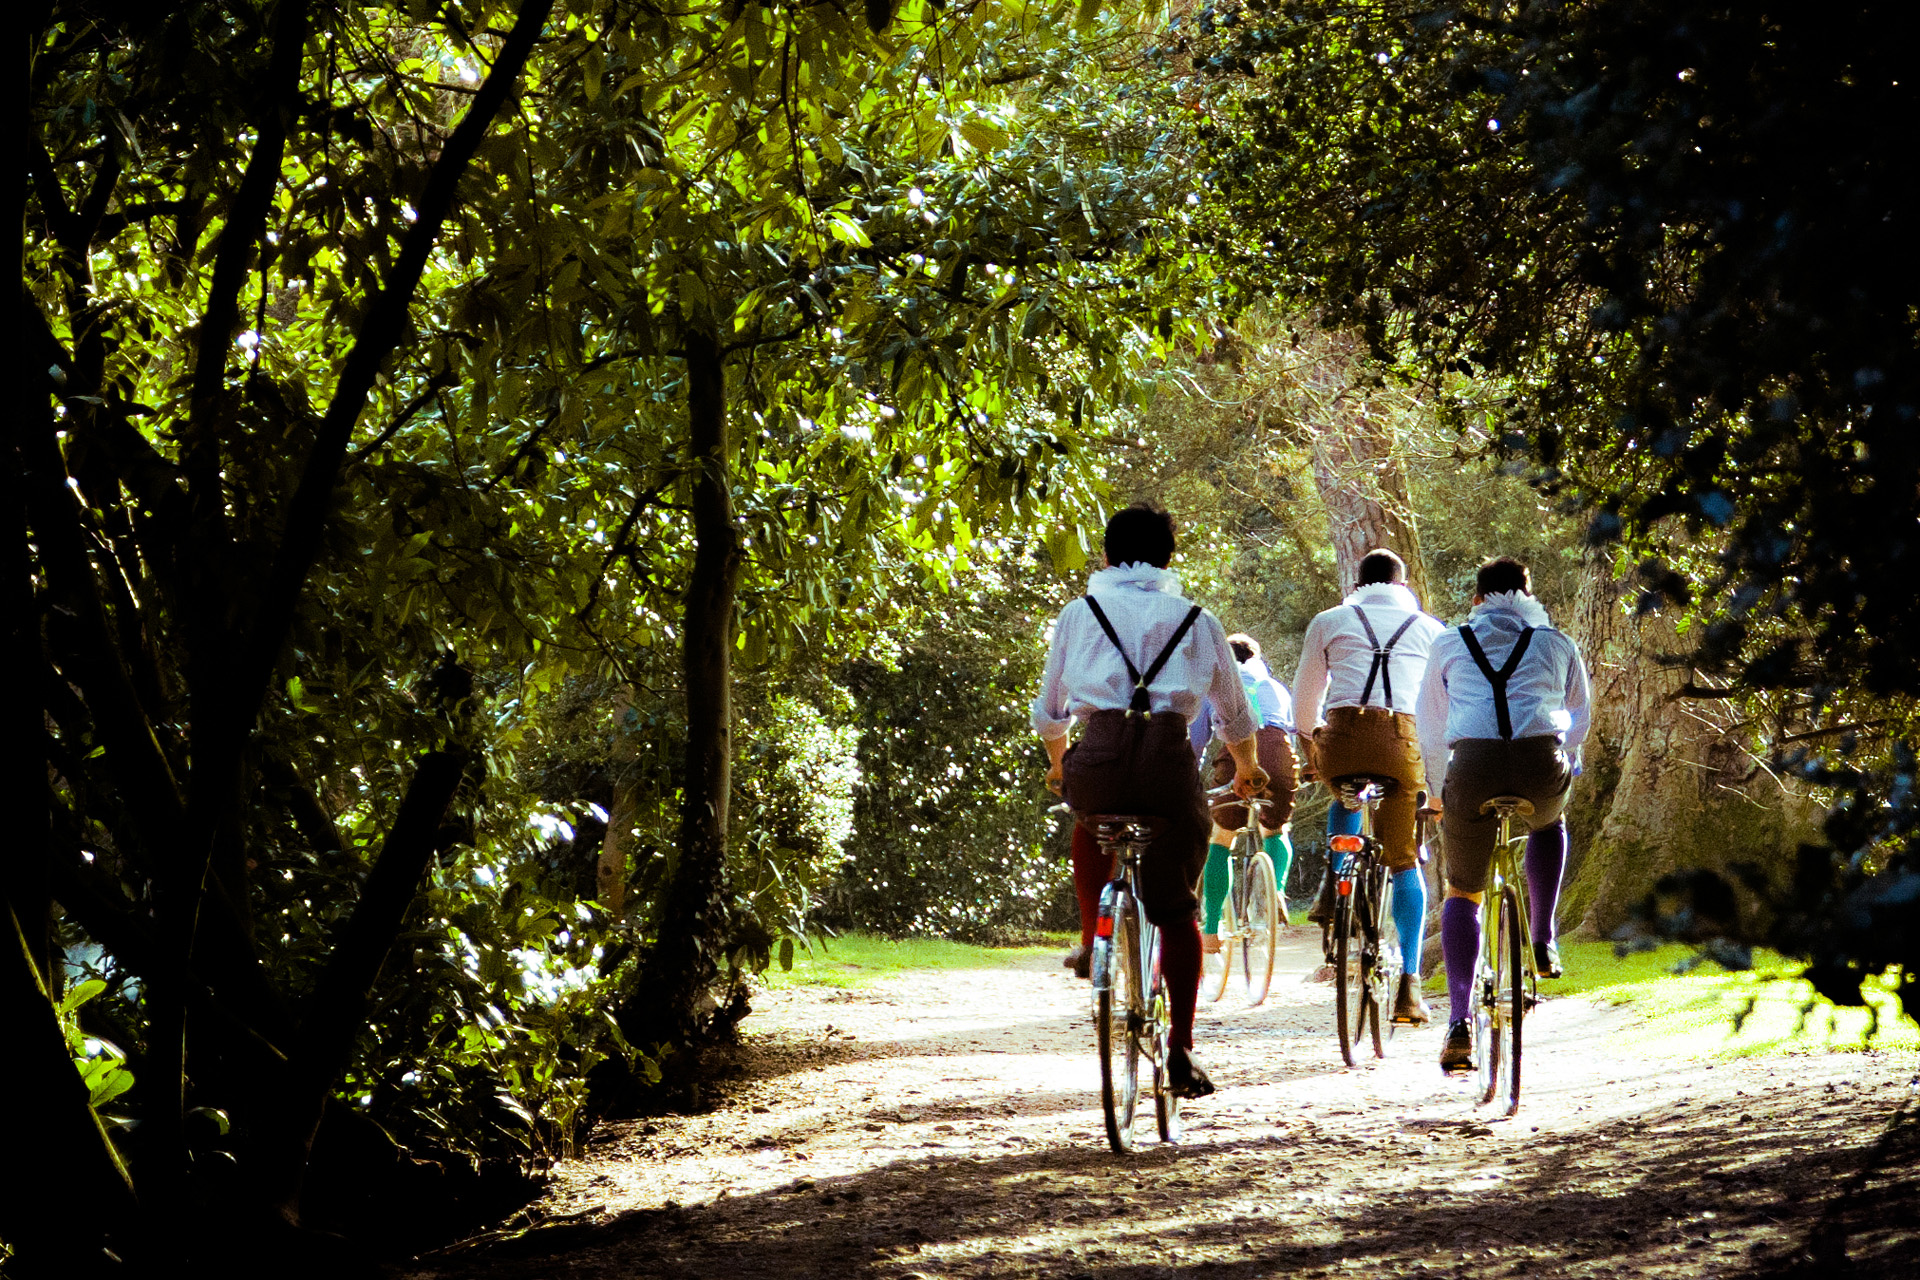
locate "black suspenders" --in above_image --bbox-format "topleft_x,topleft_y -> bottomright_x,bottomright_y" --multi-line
1458,624 -> 1537,739
1351,605 -> 1419,709
1084,596 -> 1205,715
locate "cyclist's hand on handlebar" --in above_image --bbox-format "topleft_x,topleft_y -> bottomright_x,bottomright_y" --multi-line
1419,800 -> 1443,819
1232,766 -> 1270,799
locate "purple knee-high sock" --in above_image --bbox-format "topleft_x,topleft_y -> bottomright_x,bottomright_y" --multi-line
1441,897 -> 1481,1024
1525,820 -> 1567,945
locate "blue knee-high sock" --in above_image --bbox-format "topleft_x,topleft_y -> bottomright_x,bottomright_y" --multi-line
1326,802 -> 1362,840
1441,897 -> 1481,1024
1391,866 -> 1427,978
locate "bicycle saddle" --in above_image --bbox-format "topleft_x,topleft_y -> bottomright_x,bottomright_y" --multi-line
1079,813 -> 1164,841
1479,795 -> 1535,817
1331,773 -> 1398,797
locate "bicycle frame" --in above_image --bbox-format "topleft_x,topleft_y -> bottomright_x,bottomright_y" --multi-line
1083,816 -> 1178,1153
1204,785 -> 1282,1006
1327,779 -> 1400,1064
1474,800 -> 1538,1115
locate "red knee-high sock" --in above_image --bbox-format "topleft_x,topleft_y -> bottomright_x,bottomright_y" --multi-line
1161,918 -> 1202,1050
1071,825 -> 1106,950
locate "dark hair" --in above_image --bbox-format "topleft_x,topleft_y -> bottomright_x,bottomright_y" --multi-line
1476,556 -> 1532,597
1104,502 -> 1177,569
1227,632 -> 1260,664
1356,549 -> 1407,586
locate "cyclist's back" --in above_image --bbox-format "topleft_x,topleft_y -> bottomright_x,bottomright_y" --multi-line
1415,556 -> 1592,1074
1293,548 -> 1444,1024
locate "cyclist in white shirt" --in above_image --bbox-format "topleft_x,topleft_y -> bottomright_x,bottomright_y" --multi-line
1032,504 -> 1267,1099
1202,634 -> 1299,952
1292,549 -> 1446,1025
1414,557 -> 1592,1075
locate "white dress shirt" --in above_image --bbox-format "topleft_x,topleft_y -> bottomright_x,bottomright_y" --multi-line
1292,583 -> 1447,726
1031,564 -> 1256,745
1414,591 -> 1594,796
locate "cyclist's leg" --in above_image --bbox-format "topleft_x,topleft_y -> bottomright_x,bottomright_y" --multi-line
1202,823 -> 1234,945
1256,728 -> 1298,905
1512,736 -> 1574,973
1438,741 -> 1504,1063
1373,717 -> 1430,984
1069,825 -> 1106,954
1136,761 -> 1213,1095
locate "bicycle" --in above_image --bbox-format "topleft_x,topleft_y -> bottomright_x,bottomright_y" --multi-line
1325,775 -> 1403,1067
1201,783 -> 1284,1007
1466,795 -> 1539,1115
1055,805 -> 1179,1153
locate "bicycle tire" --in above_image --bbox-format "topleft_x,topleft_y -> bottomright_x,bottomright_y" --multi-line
1149,931 -> 1181,1142
1500,886 -> 1525,1115
1365,862 -> 1393,1059
1333,896 -> 1365,1067
1096,910 -> 1139,1153
1200,838 -> 1242,1004
1475,898 -> 1503,1108
1241,849 -> 1279,1007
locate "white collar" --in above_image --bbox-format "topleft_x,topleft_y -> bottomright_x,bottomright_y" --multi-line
1241,654 -> 1273,681
1470,591 -> 1552,628
1342,582 -> 1422,612
1089,563 -> 1183,596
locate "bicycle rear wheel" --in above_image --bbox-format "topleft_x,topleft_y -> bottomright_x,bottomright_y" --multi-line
1334,896 -> 1365,1067
1096,909 -> 1140,1152
1498,886 -> 1525,1115
1240,849 -> 1279,1007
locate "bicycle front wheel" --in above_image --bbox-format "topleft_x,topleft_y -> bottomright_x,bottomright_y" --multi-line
1334,897 -> 1365,1067
1200,843 -> 1237,1003
1096,910 -> 1140,1153
1499,885 -> 1525,1115
1240,849 -> 1279,1007
1364,863 -> 1393,1059
1475,904 -> 1503,1108
1147,929 -> 1181,1143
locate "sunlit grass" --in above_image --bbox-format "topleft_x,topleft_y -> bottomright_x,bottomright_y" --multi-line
760,931 -> 1078,990
1428,939 -> 1918,1058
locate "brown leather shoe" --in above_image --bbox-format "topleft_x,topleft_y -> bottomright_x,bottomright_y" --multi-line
1391,973 -> 1432,1026
1440,1019 -> 1473,1076
1063,945 -> 1091,980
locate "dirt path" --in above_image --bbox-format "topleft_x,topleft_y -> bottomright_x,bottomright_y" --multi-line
410,930 -> 1918,1278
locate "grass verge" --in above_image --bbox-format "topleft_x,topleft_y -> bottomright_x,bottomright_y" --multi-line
760,931 -> 1078,990
1430,939 -> 1917,1059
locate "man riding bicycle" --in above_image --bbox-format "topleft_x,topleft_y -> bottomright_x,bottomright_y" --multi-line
1033,503 -> 1266,1100
1292,548 -> 1445,1026
1414,557 -> 1592,1076
1202,633 -> 1298,953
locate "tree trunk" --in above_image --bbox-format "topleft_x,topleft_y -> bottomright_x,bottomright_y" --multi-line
1561,550 -> 1820,936
599,685 -> 639,917
1300,332 -> 1431,603
625,327 -> 740,1045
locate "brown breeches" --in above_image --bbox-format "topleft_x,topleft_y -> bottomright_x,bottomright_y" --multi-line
1311,706 -> 1425,872
1209,725 -> 1299,832
1063,710 -> 1209,929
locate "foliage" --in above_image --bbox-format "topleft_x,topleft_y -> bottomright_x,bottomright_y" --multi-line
831,545 -> 1078,942
10,0 -> 1241,1263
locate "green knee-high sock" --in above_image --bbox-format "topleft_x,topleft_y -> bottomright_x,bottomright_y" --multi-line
1263,832 -> 1293,904
1202,843 -> 1232,933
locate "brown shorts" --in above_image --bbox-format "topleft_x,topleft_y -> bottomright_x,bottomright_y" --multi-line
1210,725 -> 1299,832
1311,706 -> 1425,872
1063,709 -> 1209,930
1440,736 -> 1572,894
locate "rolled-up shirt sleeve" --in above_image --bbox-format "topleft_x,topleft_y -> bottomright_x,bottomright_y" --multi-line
1204,617 -> 1258,745
1029,604 -> 1078,738
1415,642 -> 1453,798
1561,637 -> 1593,761
1292,614 -> 1331,732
